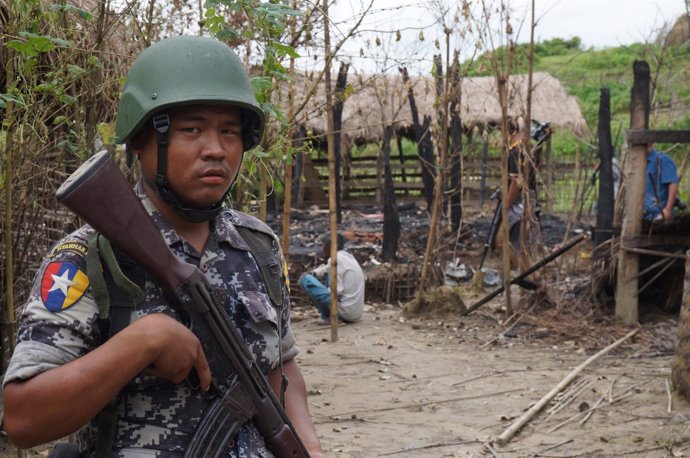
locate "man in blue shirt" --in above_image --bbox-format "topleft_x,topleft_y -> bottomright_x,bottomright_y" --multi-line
644,143 -> 679,220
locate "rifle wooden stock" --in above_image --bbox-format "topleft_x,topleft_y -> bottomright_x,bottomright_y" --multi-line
56,151 -> 309,458
56,151 -> 196,292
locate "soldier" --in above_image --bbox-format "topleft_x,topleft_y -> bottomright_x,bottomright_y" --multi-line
3,35 -> 324,457
499,124 -> 543,275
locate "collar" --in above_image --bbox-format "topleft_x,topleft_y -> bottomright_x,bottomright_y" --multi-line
647,148 -> 660,163
211,210 -> 252,251
134,181 -> 251,253
134,180 -> 183,248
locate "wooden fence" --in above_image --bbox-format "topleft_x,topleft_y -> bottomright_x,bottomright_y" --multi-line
299,153 -> 597,214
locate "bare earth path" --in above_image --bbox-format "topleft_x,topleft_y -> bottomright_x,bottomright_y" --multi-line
294,303 -> 690,458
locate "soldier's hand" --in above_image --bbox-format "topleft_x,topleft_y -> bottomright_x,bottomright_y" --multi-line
131,313 -> 212,391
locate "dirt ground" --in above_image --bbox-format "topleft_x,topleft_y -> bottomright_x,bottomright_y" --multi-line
292,299 -> 690,458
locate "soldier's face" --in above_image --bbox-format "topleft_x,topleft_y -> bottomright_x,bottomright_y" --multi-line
138,104 -> 244,208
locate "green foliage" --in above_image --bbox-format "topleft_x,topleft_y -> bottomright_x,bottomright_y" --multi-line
47,3 -> 93,20
462,37 -> 583,76
534,37 -> 582,56
7,32 -> 71,57
0,93 -> 25,109
204,0 -> 306,208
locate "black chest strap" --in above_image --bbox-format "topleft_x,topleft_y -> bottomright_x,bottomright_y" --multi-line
234,226 -> 284,309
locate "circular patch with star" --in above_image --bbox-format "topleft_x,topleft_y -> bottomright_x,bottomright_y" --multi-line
40,261 -> 90,312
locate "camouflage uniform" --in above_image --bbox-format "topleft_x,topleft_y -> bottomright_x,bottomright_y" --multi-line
3,181 -> 297,457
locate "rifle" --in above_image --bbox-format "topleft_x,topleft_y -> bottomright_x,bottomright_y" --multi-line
480,188 -> 503,270
475,188 -> 537,291
56,151 -> 309,458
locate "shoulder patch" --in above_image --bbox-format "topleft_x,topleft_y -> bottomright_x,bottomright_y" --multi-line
40,261 -> 90,312
48,240 -> 88,261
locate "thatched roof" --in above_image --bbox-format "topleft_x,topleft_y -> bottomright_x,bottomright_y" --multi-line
285,71 -> 589,146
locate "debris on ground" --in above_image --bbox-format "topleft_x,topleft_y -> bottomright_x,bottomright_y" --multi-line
270,202 -> 680,359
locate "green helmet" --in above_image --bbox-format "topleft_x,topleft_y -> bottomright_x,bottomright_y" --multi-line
114,35 -> 265,150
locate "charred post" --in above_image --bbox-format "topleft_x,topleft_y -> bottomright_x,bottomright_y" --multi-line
401,66 -> 435,210
595,87 -> 615,245
382,125 -> 400,261
333,63 -> 349,224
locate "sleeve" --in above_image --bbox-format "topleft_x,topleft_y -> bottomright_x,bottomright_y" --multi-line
336,264 -> 346,300
3,233 -> 102,386
311,261 -> 330,278
660,155 -> 679,185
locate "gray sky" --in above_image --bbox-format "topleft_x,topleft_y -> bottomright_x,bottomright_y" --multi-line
316,0 -> 686,74
514,0 -> 685,48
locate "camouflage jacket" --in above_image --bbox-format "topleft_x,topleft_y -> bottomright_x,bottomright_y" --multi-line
4,181 -> 298,457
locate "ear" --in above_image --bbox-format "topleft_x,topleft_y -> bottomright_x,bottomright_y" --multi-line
128,125 -> 153,155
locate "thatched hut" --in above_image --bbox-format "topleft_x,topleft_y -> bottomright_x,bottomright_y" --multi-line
283,71 -> 589,148
278,69 -> 589,205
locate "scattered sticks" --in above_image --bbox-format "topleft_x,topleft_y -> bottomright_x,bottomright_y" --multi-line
493,328 -> 639,446
578,391 -> 605,426
546,379 -> 648,433
579,377 -> 616,426
545,377 -> 595,421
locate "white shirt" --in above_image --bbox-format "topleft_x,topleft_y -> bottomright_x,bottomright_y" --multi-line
312,250 -> 365,321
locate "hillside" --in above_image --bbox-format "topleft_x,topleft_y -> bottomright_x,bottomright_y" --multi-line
463,32 -> 690,152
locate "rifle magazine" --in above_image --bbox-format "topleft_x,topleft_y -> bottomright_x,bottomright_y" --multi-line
185,377 -> 255,458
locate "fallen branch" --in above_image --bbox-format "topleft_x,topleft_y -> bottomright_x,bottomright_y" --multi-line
493,328 -> 638,446
666,378 -> 673,413
607,377 -> 616,403
329,388 -> 523,417
482,441 -> 500,458
548,393 -> 634,433
579,377 -> 615,426
465,234 -> 586,315
538,438 -> 574,454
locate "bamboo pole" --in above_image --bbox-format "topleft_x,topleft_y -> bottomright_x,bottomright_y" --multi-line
494,328 -> 638,446
615,60 -> 650,325
281,0 -> 298,264
3,0 -> 18,370
466,234 -> 585,315
420,32 -> 451,290
322,0 -> 338,342
4,7 -> 22,458
519,0 -> 536,273
622,246 -> 687,260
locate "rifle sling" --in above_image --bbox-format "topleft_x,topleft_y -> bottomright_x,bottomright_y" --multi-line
235,226 -> 283,309
88,233 -> 144,458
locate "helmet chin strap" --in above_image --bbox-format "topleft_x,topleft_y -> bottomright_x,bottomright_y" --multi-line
147,113 -> 232,223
